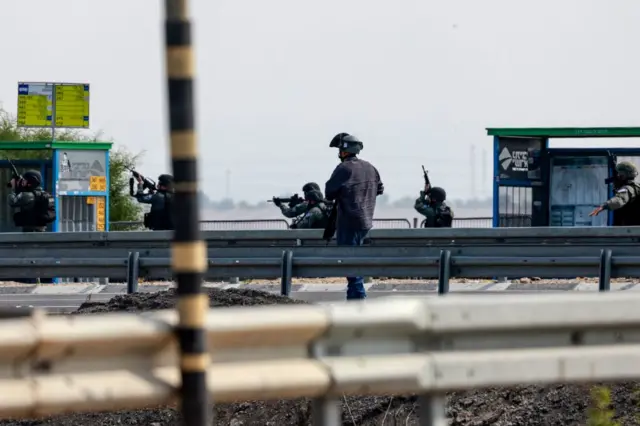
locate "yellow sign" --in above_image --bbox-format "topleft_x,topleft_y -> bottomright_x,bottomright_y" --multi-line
54,84 -> 90,128
17,82 -> 53,127
86,197 -> 96,205
96,197 -> 106,231
89,176 -> 107,192
16,82 -> 89,129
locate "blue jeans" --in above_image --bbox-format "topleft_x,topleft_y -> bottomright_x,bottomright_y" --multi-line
336,228 -> 369,300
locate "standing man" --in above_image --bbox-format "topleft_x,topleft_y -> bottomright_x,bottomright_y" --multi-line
414,185 -> 454,228
8,170 -> 55,233
589,161 -> 640,225
134,174 -> 175,231
325,133 -> 384,300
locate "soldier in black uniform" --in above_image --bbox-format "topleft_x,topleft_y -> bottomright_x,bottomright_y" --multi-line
589,161 -> 640,225
325,133 -> 384,300
8,170 -> 55,232
414,185 -> 454,228
134,174 -> 175,230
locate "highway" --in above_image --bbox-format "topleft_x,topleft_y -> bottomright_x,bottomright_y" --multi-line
0,289 -> 567,314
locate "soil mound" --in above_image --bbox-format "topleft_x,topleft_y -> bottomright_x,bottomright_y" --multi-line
1,289 -> 638,425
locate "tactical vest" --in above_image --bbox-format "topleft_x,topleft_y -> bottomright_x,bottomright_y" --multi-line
13,190 -> 56,228
423,203 -> 454,228
143,192 -> 175,230
305,203 -> 330,229
614,182 -> 640,226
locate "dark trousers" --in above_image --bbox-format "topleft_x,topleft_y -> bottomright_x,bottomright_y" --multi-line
336,228 -> 369,300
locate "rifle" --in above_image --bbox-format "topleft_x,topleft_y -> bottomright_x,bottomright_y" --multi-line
127,167 -> 157,193
268,193 -> 304,207
5,158 -> 22,189
422,165 -> 431,188
322,203 -> 337,243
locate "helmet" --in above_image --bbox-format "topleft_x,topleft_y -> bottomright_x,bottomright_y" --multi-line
329,133 -> 363,154
616,162 -> 638,181
302,182 -> 324,202
302,182 -> 321,193
23,170 -> 41,187
157,174 -> 174,186
428,187 -> 447,202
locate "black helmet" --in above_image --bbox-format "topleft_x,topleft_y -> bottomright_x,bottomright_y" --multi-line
329,132 -> 363,154
158,174 -> 174,186
23,170 -> 41,187
302,182 -> 321,193
428,187 -> 447,202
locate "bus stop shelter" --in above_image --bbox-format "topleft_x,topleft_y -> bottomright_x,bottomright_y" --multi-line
487,127 -> 640,227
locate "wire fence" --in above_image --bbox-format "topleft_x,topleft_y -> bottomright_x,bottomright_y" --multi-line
109,216 -> 522,231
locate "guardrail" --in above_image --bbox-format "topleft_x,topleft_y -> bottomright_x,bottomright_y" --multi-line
2,291 -> 640,424
1,227 -> 640,293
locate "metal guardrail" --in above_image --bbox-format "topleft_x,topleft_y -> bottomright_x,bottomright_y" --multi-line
1,227 -> 639,293
3,291 -> 640,424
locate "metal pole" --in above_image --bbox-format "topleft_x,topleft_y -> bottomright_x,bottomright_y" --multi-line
163,1 -> 210,425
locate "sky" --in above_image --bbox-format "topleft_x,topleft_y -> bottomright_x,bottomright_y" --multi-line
1,0 -> 639,203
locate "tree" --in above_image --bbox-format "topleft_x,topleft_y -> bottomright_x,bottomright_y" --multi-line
0,107 -> 143,224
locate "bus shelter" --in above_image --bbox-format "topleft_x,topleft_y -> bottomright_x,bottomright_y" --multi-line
487,127 -> 640,227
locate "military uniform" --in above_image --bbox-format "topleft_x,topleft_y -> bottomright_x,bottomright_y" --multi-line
279,202 -> 308,219
414,187 -> 453,228
8,170 -> 55,233
593,162 -> 640,226
291,202 -> 330,229
135,174 -> 175,230
325,133 -> 384,300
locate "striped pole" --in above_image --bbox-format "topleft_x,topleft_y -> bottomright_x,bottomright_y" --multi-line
163,1 -> 210,425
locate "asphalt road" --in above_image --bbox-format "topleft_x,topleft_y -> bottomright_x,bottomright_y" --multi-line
0,290 -> 563,313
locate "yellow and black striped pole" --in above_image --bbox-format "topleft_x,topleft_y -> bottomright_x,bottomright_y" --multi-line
163,1 -> 210,425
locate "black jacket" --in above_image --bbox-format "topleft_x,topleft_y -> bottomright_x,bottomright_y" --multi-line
325,156 -> 383,232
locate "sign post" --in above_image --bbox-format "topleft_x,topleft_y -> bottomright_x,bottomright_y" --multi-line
17,82 -> 90,140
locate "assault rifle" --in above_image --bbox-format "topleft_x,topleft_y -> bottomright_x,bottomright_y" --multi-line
127,167 -> 157,196
5,158 -> 22,189
322,203 -> 337,243
422,165 -> 431,188
268,193 -> 304,207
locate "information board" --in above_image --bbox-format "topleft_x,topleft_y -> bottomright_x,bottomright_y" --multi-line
17,83 -> 53,127
17,82 -> 89,129
54,84 -> 90,128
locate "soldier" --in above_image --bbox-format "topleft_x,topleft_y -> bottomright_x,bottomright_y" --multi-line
273,183 -> 317,220
289,183 -> 331,229
589,161 -> 640,225
8,170 -> 55,233
325,132 -> 384,300
414,185 -> 454,228
134,173 -> 175,230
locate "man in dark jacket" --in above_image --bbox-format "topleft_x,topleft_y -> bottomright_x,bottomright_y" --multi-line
325,133 -> 384,300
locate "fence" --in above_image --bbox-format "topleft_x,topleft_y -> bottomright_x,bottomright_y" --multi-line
111,216 -> 497,230
1,226 -> 640,293
2,291 -> 640,424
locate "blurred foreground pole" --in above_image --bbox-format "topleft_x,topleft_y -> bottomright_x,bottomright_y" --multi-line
163,0 -> 210,425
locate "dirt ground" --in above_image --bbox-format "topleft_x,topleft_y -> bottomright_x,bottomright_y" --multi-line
1,288 -> 639,425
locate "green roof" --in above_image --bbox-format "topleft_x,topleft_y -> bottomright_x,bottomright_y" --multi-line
486,127 -> 640,138
0,141 -> 112,150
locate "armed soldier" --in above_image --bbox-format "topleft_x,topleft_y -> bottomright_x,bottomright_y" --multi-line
589,161 -> 640,225
133,173 -> 175,231
414,185 -> 453,228
8,170 -> 56,233
271,183 -> 331,229
325,133 -> 384,300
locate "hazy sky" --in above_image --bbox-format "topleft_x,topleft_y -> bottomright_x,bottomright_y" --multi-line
2,0 -> 639,202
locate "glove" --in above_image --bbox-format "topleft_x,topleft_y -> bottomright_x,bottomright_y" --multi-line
272,197 -> 282,207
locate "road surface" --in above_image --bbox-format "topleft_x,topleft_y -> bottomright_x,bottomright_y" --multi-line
0,289 -> 567,314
